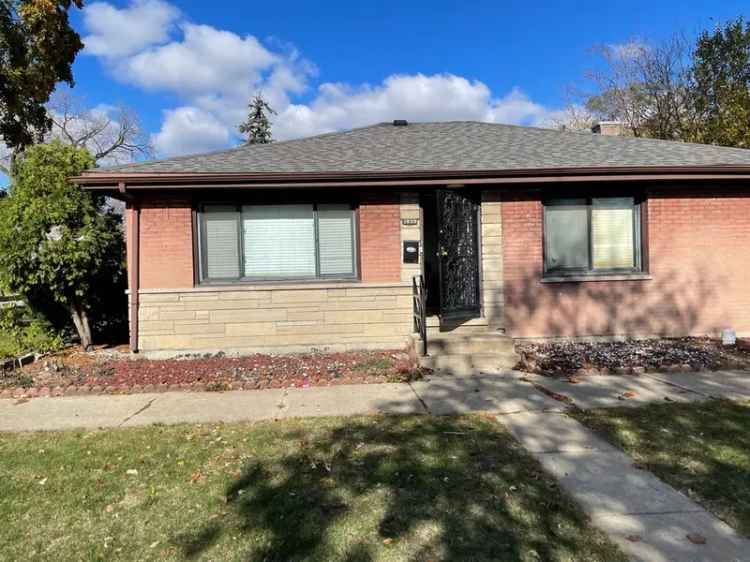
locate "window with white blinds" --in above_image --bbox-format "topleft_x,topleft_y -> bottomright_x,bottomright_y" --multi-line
591,198 -> 636,269
544,196 -> 642,276
317,204 -> 355,275
203,206 -> 241,279
199,203 -> 357,282
242,205 -> 316,278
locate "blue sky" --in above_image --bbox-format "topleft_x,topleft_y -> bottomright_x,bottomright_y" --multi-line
15,1 -> 750,165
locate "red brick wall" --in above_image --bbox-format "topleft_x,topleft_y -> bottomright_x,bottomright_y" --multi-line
502,188 -> 750,338
128,193 -> 402,289
359,192 -> 401,282
135,199 -> 194,289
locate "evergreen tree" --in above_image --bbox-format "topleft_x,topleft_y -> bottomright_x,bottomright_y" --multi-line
239,93 -> 277,144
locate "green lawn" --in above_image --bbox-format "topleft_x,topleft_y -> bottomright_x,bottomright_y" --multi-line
0,415 -> 625,562
573,400 -> 750,536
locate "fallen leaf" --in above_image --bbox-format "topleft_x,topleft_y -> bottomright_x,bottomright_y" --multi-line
686,533 -> 706,545
126,469 -> 138,476
38,478 -> 47,486
105,504 -> 114,513
382,538 -> 393,545
625,534 -> 641,542
567,377 -> 581,384
149,541 -> 159,549
622,391 -> 637,398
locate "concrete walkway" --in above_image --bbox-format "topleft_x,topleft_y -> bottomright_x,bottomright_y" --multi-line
0,372 -> 563,432
1,369 -> 748,432
521,369 -> 750,409
501,410 -> 750,562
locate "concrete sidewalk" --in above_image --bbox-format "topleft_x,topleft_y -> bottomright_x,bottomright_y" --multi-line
0,372 -> 563,432
1,369 -> 749,432
521,369 -> 750,409
501,411 -> 750,562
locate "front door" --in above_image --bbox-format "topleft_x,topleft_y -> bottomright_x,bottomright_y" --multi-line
436,189 -> 481,318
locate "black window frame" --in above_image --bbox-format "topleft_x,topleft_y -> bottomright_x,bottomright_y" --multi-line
198,202 -> 359,284
542,195 -> 646,278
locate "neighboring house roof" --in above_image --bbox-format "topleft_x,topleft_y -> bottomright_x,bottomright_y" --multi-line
88,121 -> 750,176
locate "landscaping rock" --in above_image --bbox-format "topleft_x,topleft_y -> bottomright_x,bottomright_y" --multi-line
0,349 -> 423,398
516,337 -> 750,377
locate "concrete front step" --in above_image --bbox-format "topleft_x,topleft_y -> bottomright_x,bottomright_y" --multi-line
427,333 -> 515,355
425,315 -> 496,335
420,351 -> 520,375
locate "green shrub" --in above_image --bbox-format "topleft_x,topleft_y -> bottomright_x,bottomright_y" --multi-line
0,306 -> 64,359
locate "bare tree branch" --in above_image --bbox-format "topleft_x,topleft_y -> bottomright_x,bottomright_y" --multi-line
581,36 -> 691,139
46,90 -> 154,165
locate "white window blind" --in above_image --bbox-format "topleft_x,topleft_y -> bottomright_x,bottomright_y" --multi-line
241,204 -> 316,278
592,198 -> 635,269
317,204 -> 355,275
203,206 -> 240,279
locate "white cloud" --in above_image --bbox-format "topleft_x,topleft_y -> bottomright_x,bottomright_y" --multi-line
152,106 -> 231,157
274,76 -> 560,141
123,24 -> 280,96
82,0 -> 180,57
82,1 -> 565,157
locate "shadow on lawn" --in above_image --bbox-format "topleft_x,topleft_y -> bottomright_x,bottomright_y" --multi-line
575,400 -> 750,536
171,416 -> 620,562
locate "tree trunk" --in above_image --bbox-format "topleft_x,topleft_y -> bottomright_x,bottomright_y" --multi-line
70,304 -> 94,351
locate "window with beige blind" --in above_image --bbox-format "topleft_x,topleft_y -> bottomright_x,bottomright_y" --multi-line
543,196 -> 643,276
199,203 -> 357,282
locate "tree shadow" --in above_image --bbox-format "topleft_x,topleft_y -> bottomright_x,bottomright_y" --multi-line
496,189 -> 750,340
171,416 -> 624,561
502,264 -> 722,339
574,400 -> 750,536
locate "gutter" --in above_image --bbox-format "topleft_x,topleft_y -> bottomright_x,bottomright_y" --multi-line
73,165 -> 750,193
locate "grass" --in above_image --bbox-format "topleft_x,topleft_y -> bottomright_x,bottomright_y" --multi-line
573,400 -> 750,536
0,415 -> 625,562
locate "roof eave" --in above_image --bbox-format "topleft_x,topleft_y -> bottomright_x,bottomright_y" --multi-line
72,165 -> 750,192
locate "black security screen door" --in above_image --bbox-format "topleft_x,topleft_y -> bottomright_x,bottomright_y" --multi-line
436,189 -> 481,318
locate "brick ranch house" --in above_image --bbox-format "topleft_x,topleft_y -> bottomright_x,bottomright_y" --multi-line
74,121 -> 750,366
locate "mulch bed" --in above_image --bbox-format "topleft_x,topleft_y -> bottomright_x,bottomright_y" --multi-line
515,337 -> 750,377
0,348 -> 423,399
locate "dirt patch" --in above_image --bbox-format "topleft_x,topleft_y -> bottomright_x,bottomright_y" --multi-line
0,347 -> 423,397
515,337 -> 750,377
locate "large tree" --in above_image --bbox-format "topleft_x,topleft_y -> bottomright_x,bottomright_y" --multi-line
239,93 -> 276,144
0,0 -> 84,154
0,141 -> 125,350
686,18 -> 750,148
582,37 -> 690,140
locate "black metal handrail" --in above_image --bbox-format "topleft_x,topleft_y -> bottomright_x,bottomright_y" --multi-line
412,274 -> 427,356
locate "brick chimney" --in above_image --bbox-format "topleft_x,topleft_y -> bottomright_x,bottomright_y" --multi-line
591,121 -> 632,136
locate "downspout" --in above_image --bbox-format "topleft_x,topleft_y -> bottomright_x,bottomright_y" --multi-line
123,182 -> 140,353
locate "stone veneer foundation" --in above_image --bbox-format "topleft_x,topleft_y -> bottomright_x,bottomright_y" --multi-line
136,282 -> 414,355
